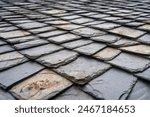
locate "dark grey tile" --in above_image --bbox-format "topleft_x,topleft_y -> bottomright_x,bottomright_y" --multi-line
83,68 -> 137,100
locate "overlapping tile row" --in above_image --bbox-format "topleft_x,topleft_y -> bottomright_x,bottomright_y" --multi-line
0,0 -> 150,100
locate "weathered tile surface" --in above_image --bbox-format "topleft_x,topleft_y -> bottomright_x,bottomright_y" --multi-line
138,34 -> 150,44
94,47 -> 121,61
37,50 -> 78,68
10,69 -> 72,100
108,53 -> 150,72
74,43 -> 106,55
55,57 -> 111,84
0,88 -> 15,100
92,23 -> 120,30
135,68 -> 150,81
83,68 -> 137,100
0,45 -> 14,54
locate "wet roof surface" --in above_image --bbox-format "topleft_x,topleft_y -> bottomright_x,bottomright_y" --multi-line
0,0 -> 150,100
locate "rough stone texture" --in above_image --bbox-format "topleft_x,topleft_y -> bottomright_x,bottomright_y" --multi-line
92,22 -> 120,30
10,69 -> 72,100
40,9 -> 66,15
72,27 -> 106,37
108,53 -> 150,72
55,57 -> 111,84
14,39 -> 49,50
0,51 -> 27,71
138,34 -> 150,44
128,79 -> 150,100
139,24 -> 150,31
91,34 -> 121,43
110,27 -> 145,38
0,62 -> 44,89
83,68 -> 137,100
0,88 -> 15,100
74,43 -> 106,55
37,50 -> 78,68
54,86 -> 95,100
48,33 -> 80,43
55,24 -> 83,31
71,17 -> 94,24
62,39 -> 93,49
135,68 -> 150,81
94,47 -> 121,61
0,30 -> 30,39
120,44 -> 150,55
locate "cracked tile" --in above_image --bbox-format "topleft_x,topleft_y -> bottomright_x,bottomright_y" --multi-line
108,53 -> 150,72
94,47 -> 121,61
110,27 -> 145,38
37,50 -> 78,68
10,69 -> 72,100
20,44 -> 63,59
83,68 -> 137,100
55,57 -> 111,84
74,43 -> 106,55
0,62 -> 44,89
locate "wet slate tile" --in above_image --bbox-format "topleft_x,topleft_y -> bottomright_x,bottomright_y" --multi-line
62,39 -> 93,49
138,34 -> 150,44
55,24 -> 83,31
0,88 -> 15,100
94,47 -> 121,61
91,22 -> 120,30
20,44 -> 63,59
7,36 -> 36,44
120,44 -> 150,55
127,79 -> 150,100
83,68 -> 137,100
0,45 -> 14,54
37,50 -> 78,68
74,43 -> 106,55
0,62 -> 44,89
91,34 -> 121,43
17,22 -> 47,29
55,57 -> 111,84
38,30 -> 66,38
14,39 -> 49,50
138,24 -> 150,31
110,27 -> 145,38
10,69 -> 72,100
0,51 -> 27,71
72,27 -> 106,37
48,33 -> 80,44
0,30 -> 31,39
135,67 -> 150,81
108,53 -> 150,72
110,38 -> 139,47
54,86 -> 95,100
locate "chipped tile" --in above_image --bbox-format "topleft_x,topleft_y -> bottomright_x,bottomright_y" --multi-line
83,68 -> 137,100
10,69 -> 72,100
20,44 -> 63,59
0,62 -> 44,89
108,53 -> 150,72
74,43 -> 106,55
55,57 -> 111,84
110,27 -> 145,38
94,47 -> 121,61
37,50 -> 78,68
54,86 -> 94,100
